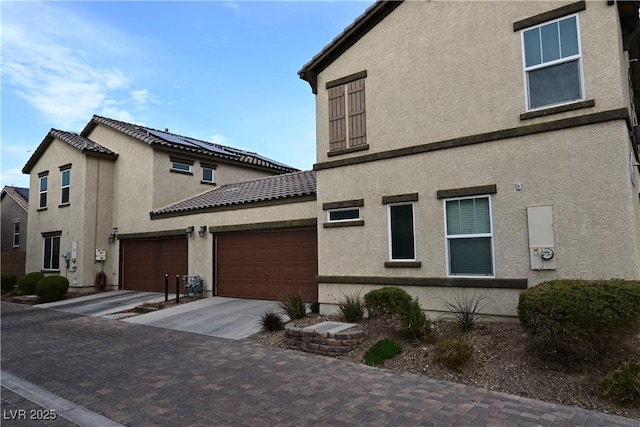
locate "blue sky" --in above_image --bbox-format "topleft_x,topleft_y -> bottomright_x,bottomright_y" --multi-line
1,1 -> 373,189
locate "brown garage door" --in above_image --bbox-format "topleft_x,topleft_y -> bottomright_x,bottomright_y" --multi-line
216,228 -> 318,301
120,237 -> 188,292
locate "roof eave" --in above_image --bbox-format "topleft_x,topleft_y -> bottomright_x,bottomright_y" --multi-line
298,0 -> 403,94
22,132 -> 55,174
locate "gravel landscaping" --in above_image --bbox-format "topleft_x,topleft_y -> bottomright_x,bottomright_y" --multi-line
246,313 -> 640,421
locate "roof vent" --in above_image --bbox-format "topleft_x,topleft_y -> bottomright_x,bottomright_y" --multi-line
165,128 -> 169,132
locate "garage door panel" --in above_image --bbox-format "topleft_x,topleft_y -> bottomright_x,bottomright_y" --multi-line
121,237 -> 188,292
216,228 -> 318,301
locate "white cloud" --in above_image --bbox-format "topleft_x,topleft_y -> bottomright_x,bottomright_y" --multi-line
1,2 -> 153,131
0,168 -> 30,188
210,134 -> 229,145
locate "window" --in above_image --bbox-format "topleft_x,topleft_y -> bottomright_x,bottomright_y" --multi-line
38,174 -> 48,208
522,15 -> 583,110
12,221 -> 20,248
171,161 -> 192,173
60,169 -> 70,205
327,71 -> 367,152
327,208 -> 360,222
202,167 -> 215,183
445,196 -> 494,276
388,203 -> 415,261
43,234 -> 61,270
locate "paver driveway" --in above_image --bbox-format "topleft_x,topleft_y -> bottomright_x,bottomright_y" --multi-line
2,302 -> 638,427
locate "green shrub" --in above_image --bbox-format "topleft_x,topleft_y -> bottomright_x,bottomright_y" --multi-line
434,338 -> 473,371
1,274 -> 17,293
278,292 -> 306,320
337,293 -> 366,322
17,272 -> 45,295
363,339 -> 402,366
310,301 -> 320,314
401,298 -> 431,339
601,362 -> 640,406
35,275 -> 69,303
364,287 -> 413,318
259,310 -> 285,332
364,287 -> 431,339
438,291 -> 494,332
518,279 -> 640,363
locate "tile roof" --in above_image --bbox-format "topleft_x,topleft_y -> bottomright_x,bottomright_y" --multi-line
49,129 -> 118,156
85,115 -> 297,173
298,0 -> 402,93
1,186 -> 29,211
151,170 -> 316,218
22,129 -> 119,173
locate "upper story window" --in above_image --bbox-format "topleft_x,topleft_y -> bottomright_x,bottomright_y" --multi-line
444,196 -> 494,277
327,71 -> 367,153
522,15 -> 583,110
327,207 -> 360,222
60,166 -> 71,205
201,162 -> 217,184
38,173 -> 48,209
388,203 -> 416,261
170,157 -> 194,175
12,220 -> 20,248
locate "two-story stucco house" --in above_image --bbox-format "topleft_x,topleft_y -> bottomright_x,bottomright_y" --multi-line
298,0 -> 640,317
1,186 -> 29,277
22,115 -> 298,293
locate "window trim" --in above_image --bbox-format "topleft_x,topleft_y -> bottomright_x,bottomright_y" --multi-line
327,207 -> 361,223
443,195 -> 495,278
38,174 -> 48,209
12,220 -> 20,248
387,202 -> 417,262
202,166 -> 215,184
521,13 -> 585,112
60,168 -> 70,206
42,233 -> 61,271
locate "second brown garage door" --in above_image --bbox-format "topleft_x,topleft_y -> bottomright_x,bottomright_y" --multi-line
216,228 -> 318,301
120,237 -> 188,292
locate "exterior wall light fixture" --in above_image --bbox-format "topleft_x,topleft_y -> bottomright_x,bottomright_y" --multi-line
198,226 -> 207,238
185,226 -> 195,238
108,227 -> 118,243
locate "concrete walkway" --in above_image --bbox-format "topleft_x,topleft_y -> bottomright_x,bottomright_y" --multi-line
2,302 -> 638,427
124,296 -> 284,339
37,290 -> 165,317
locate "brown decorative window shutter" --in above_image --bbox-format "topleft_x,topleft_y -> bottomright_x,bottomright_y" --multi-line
328,86 -> 347,151
348,78 -> 366,147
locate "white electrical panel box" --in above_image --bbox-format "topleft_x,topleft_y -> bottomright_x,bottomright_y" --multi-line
527,205 -> 556,270
95,249 -> 106,262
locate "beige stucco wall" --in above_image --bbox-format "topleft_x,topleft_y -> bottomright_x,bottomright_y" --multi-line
316,121 -> 639,317
1,195 -> 28,252
25,139 -> 89,289
151,150 -> 276,210
315,1 -> 629,163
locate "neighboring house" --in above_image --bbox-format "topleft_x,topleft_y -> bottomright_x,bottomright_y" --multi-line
298,0 -> 640,317
22,115 -> 297,292
1,186 -> 29,277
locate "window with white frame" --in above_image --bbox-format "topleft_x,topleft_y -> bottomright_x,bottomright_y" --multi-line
38,174 -> 48,208
388,203 -> 415,261
445,196 -> 494,276
171,161 -> 192,173
60,168 -> 70,205
12,220 -> 20,248
522,14 -> 583,110
202,167 -> 215,183
43,234 -> 61,270
327,207 -> 360,222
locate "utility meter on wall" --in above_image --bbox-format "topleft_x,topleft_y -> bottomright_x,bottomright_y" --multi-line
527,206 -> 557,270
95,249 -> 106,262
